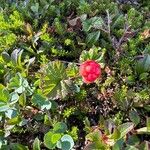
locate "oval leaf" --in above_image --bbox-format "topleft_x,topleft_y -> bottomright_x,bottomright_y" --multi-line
33,137 -> 40,150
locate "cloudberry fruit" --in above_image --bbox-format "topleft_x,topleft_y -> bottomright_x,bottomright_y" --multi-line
79,60 -> 101,83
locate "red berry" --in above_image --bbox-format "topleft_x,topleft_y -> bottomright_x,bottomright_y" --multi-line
79,60 -> 101,83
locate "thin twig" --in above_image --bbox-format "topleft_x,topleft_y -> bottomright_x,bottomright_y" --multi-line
95,27 -> 109,33
106,10 -> 111,39
116,25 -> 131,52
58,60 -> 80,65
46,110 -> 51,121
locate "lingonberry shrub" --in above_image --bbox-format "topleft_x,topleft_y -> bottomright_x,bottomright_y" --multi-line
79,60 -> 101,83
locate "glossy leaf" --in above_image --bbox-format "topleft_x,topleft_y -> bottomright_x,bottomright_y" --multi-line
44,131 -> 57,149
11,49 -> 19,66
66,63 -> 78,77
51,134 -> 61,144
118,122 -> 134,138
42,61 -> 76,99
32,94 -> 51,110
8,73 -> 31,94
138,141 -> 150,150
146,117 -> 150,132
33,137 -> 41,150
57,135 -> 74,150
53,122 -> 67,133
7,116 -> 21,125
125,145 -> 138,150
19,92 -> 26,107
86,31 -> 100,45
82,17 -> 104,32
9,92 -> 19,104
31,3 -> 39,13
5,109 -> 17,119
0,85 -> 10,103
136,127 -> 150,134
57,141 -> 71,150
1,51 -> 10,62
10,143 -> 29,150
0,103 -> 10,112
112,138 -> 124,150
111,128 -> 121,140
135,54 -> 150,74
126,135 -> 140,146
79,47 -> 105,63
129,110 -> 140,125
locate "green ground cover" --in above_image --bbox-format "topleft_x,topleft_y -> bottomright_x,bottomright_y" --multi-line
0,0 -> 150,149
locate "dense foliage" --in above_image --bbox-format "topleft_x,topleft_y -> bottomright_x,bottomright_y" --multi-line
0,0 -> 150,149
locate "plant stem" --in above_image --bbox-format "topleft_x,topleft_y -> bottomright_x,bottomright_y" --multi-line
106,10 -> 111,40
58,60 -> 80,65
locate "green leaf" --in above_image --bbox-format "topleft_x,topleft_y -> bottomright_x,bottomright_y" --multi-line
111,128 -> 121,140
118,122 -> 134,138
82,17 -> 104,32
5,109 -> 17,119
126,135 -> 140,146
112,14 -> 125,28
84,141 -> 107,150
51,134 -> 61,144
0,85 -> 10,102
51,100 -> 58,110
10,143 -> 29,150
43,61 -> 75,99
146,117 -> 150,132
136,127 -> 150,134
142,55 -> 150,71
86,131 -> 102,142
11,49 -> 19,66
9,92 -> 19,104
129,110 -> 140,125
82,20 -> 92,32
8,73 -> 21,88
53,122 -> 67,133
92,17 -> 104,29
43,61 -> 66,98
19,92 -> 26,106
44,131 -> 57,149
57,135 -> 74,150
7,116 -> 21,125
1,51 -> 10,62
144,105 -> 150,111
85,141 -> 109,150
33,137 -> 40,150
138,141 -> 149,150
139,72 -> 149,81
86,31 -> 100,45
10,49 -> 23,68
66,63 -> 78,78
31,3 -> 39,13
32,94 -> 51,110
0,102 -> 10,112
25,23 -> 33,37
125,145 -> 138,150
135,54 -> 150,74
57,141 -> 71,150
112,138 -> 124,150
84,117 -> 91,133
79,47 -> 105,63
19,119 -> 28,126
0,140 -> 2,149
8,73 -> 29,94
17,49 -> 24,68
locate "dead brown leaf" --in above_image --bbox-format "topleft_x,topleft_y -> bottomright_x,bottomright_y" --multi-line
141,29 -> 150,39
